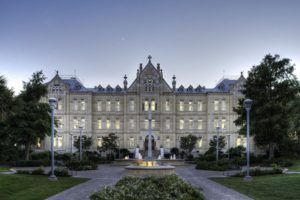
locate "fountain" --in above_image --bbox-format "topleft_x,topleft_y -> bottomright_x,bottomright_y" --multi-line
125,110 -> 175,176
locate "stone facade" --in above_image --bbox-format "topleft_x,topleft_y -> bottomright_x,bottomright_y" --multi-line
42,56 -> 250,154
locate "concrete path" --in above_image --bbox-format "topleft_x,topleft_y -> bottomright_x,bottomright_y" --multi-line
46,165 -> 125,200
45,164 -> 252,200
175,165 -> 253,200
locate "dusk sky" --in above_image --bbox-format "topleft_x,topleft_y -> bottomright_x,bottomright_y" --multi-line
1,0 -> 299,94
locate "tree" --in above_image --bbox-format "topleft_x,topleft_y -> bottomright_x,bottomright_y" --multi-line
234,54 -> 300,159
180,135 -> 198,156
74,136 -> 93,151
286,96 -> 300,155
7,71 -> 52,160
0,75 -> 16,161
206,136 -> 226,155
99,133 -> 118,160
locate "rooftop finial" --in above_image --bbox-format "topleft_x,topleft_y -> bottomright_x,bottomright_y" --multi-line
148,55 -> 152,62
55,70 -> 59,75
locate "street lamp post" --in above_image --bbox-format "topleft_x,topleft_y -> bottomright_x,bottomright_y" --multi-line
48,98 -> 57,181
244,99 -> 253,181
79,126 -> 83,161
216,121 -> 220,162
118,138 -> 121,159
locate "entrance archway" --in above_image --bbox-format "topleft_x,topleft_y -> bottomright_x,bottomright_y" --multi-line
144,135 -> 156,150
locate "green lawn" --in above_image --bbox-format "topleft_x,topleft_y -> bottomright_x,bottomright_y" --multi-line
211,174 -> 300,200
288,160 -> 300,171
0,174 -> 89,200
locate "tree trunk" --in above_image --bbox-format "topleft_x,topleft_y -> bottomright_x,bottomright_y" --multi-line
268,143 -> 275,159
25,141 -> 31,161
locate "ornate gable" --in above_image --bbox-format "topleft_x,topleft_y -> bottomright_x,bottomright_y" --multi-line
127,56 -> 172,93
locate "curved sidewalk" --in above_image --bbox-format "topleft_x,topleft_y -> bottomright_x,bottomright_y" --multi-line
175,165 -> 253,200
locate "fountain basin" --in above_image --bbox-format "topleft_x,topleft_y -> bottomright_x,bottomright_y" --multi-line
125,165 -> 175,177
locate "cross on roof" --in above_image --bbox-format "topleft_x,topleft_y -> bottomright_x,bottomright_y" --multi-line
148,55 -> 152,62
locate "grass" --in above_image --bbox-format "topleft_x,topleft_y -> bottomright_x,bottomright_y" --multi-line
211,174 -> 300,200
0,166 -> 10,172
288,160 -> 300,171
0,174 -> 89,200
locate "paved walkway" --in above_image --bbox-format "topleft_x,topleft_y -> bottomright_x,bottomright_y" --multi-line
175,165 -> 253,200
44,164 -> 252,200
46,165 -> 125,200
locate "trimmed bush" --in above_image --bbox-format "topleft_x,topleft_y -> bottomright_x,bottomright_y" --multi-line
16,170 -> 30,174
54,167 -> 69,177
232,167 -> 283,177
65,160 -> 97,171
31,167 -> 45,175
90,174 -> 203,200
55,153 -> 73,162
31,151 -> 51,160
196,159 -> 232,171
14,159 -> 50,167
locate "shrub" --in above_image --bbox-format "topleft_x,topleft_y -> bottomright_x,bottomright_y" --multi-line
186,154 -> 194,161
16,170 -> 30,174
31,151 -> 51,160
232,167 -> 283,177
164,153 -> 171,159
55,153 -> 73,162
90,174 -> 203,200
196,159 -> 232,171
227,146 -> 246,158
31,167 -> 45,175
14,159 -> 50,167
65,160 -> 97,171
54,167 -> 69,177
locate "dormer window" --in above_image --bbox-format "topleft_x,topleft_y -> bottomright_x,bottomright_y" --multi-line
51,84 -> 62,93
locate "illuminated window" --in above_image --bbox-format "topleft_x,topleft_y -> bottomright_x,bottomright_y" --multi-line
106,101 -> 111,111
129,136 -> 135,148
165,137 -> 171,148
165,100 -> 170,111
179,119 -> 184,130
98,118 -> 102,129
179,100 -> 184,111
214,100 -> 219,111
81,117 -> 85,129
57,98 -> 63,111
36,138 -> 41,148
80,99 -> 86,111
152,119 -> 155,129
97,100 -> 102,111
54,136 -> 63,148
188,101 -> 193,111
221,100 -> 226,111
97,137 -> 103,147
189,119 -> 193,129
74,99 -> 78,111
129,100 -> 135,111
198,137 -> 202,148
144,100 -> 149,111
73,117 -> 79,129
198,119 -> 202,130
115,100 -> 120,111
57,117 -> 63,129
151,100 -> 156,111
197,101 -> 202,111
214,119 -> 220,129
165,119 -> 170,130
236,136 -> 246,147
106,119 -> 111,129
144,119 -> 149,129
221,119 -> 226,129
115,118 -> 120,129
129,119 -> 134,129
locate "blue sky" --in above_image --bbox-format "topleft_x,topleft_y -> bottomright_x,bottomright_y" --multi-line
0,0 -> 299,93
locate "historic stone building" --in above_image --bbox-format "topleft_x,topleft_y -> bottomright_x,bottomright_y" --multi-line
43,56 -> 248,154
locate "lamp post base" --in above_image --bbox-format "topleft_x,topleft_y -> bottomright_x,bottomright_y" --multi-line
48,175 -> 58,181
243,175 -> 252,181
